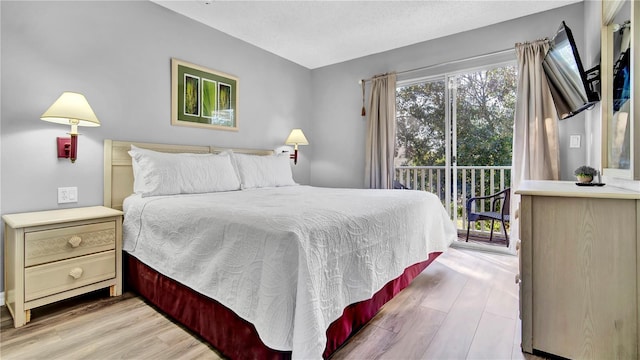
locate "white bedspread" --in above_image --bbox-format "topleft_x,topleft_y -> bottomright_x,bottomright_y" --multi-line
123,186 -> 456,359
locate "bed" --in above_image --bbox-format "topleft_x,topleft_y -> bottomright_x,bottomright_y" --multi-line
103,139 -> 457,359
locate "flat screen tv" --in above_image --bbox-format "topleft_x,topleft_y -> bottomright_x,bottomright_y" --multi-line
542,21 -> 599,120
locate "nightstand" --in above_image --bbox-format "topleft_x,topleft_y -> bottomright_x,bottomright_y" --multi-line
3,206 -> 123,328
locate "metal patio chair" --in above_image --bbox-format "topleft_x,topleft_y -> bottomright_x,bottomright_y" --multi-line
465,188 -> 510,247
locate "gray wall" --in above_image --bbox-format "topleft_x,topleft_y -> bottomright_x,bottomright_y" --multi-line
1,0 -> 312,214
1,1 -> 312,290
310,2 -> 589,188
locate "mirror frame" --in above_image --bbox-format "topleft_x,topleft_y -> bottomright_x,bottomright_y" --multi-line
601,0 -> 639,180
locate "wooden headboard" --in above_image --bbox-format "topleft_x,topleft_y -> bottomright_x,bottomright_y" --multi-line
103,139 -> 274,210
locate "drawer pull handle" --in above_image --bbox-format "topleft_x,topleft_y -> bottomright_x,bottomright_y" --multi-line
68,236 -> 82,248
69,267 -> 84,280
515,274 -> 521,284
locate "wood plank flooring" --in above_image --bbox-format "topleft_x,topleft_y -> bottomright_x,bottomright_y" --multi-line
0,248 -> 547,359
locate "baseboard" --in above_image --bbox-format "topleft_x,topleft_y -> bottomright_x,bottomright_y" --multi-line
0,292 -> 4,306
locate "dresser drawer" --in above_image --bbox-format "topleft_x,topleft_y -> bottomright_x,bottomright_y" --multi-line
24,251 -> 116,302
25,221 -> 115,267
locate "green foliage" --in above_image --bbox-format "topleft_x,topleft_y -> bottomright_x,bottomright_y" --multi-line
396,66 -> 517,168
185,77 -> 199,115
574,165 -> 597,177
202,80 -> 217,118
396,80 -> 446,166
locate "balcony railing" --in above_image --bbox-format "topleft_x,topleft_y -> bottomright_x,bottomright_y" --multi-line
395,165 -> 512,238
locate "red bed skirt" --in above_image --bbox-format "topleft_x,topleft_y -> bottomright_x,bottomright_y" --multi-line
125,252 -> 441,359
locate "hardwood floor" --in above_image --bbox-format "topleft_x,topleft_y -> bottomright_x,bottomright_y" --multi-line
0,248 -> 547,359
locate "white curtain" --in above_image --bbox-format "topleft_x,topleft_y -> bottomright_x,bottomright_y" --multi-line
511,40 -> 560,248
513,40 -> 560,183
365,73 -> 397,189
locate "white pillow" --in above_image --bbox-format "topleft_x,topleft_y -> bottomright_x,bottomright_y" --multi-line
128,145 -> 241,197
232,152 -> 296,189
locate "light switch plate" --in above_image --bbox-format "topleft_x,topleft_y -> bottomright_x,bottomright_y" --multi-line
569,135 -> 581,148
58,187 -> 78,203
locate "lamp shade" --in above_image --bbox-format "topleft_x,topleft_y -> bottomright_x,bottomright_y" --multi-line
40,92 -> 101,127
285,129 -> 309,145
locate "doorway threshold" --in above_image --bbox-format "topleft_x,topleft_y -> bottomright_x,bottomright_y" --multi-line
451,237 -> 515,255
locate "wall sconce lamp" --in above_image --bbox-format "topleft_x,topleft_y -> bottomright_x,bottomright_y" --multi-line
40,92 -> 101,163
285,128 -> 309,165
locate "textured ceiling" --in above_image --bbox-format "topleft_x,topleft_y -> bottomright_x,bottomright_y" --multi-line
152,0 -> 583,69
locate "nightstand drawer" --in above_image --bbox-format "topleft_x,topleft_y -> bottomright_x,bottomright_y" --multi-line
25,221 -> 115,267
24,251 -> 116,302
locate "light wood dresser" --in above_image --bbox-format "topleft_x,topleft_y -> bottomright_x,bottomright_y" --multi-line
516,180 -> 639,359
3,206 -> 123,328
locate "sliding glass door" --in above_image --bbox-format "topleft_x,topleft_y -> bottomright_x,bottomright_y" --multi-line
396,62 -> 516,248
396,77 -> 448,202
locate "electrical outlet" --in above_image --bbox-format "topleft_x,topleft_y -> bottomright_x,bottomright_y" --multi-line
58,187 -> 78,203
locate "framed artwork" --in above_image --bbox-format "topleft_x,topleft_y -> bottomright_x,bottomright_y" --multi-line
171,58 -> 239,131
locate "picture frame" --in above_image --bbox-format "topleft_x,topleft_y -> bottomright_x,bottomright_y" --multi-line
171,58 -> 239,131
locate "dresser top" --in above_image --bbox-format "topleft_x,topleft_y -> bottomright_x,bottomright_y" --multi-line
2,206 -> 123,229
516,180 -> 640,199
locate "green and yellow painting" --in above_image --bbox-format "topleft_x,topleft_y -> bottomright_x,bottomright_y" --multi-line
173,59 -> 238,130
184,74 -> 200,116
201,79 -> 217,119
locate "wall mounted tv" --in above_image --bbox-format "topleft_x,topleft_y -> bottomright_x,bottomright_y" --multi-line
542,21 -> 600,120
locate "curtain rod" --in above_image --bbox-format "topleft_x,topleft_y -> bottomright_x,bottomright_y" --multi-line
360,47 -> 515,84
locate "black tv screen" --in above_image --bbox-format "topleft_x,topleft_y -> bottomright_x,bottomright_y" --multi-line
542,21 -> 599,119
